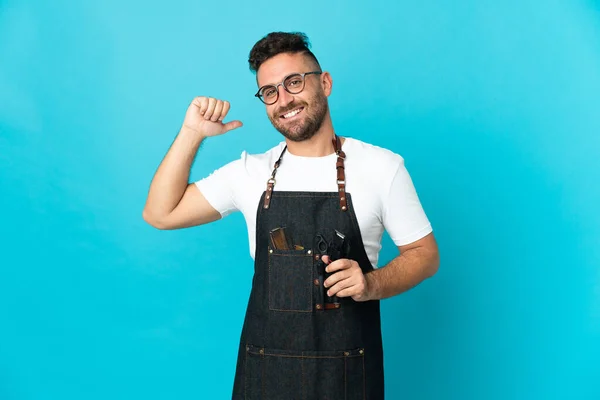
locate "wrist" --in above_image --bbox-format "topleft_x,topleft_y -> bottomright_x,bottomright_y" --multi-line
364,271 -> 379,301
180,124 -> 207,141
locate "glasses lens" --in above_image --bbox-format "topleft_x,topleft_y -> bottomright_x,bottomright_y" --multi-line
260,85 -> 278,104
284,74 -> 305,94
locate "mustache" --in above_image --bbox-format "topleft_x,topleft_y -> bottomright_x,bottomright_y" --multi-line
276,102 -> 307,116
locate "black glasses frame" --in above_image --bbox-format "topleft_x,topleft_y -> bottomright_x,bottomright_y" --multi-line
255,71 -> 322,105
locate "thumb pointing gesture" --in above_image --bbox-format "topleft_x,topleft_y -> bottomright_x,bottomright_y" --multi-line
183,97 -> 244,138
222,119 -> 243,133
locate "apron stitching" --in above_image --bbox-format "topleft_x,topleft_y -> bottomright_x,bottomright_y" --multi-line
268,251 -> 313,312
247,351 -> 358,359
267,248 -> 272,311
269,254 -> 312,257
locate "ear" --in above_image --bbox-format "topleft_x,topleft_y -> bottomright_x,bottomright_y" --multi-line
321,71 -> 333,96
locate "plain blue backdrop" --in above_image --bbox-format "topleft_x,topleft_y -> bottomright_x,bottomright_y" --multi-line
1,0 -> 599,399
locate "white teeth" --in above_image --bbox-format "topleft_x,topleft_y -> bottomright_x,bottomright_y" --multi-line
283,108 -> 302,119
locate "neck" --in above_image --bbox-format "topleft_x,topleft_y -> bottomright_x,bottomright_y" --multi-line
284,114 -> 343,157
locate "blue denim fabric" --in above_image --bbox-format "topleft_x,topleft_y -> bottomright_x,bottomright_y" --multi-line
231,189 -> 385,400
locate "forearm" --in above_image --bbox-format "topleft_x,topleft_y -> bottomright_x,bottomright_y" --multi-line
143,126 -> 205,219
365,247 -> 439,300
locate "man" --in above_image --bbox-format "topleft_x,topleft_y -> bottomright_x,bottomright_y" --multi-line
143,32 -> 439,400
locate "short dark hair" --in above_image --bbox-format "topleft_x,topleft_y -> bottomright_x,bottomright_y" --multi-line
248,31 -> 321,73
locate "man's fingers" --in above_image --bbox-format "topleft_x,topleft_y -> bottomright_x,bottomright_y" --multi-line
211,100 -> 224,122
330,277 -> 367,299
325,259 -> 353,273
192,96 -> 202,108
191,97 -> 234,122
196,97 -> 209,116
219,101 -> 231,121
204,98 -> 217,120
326,277 -> 353,297
324,269 -> 351,288
223,120 -> 243,132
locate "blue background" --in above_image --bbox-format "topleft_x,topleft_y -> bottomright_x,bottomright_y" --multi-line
1,0 -> 599,399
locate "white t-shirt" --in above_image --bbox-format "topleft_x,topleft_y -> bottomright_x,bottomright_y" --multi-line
195,137 -> 432,267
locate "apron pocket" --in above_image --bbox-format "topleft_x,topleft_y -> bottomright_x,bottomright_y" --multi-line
268,247 -> 313,312
245,345 -> 365,400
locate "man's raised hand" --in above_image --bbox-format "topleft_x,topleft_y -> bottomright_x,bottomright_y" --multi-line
182,96 -> 243,137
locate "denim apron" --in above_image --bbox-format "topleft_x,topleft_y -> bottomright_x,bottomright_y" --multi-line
232,136 -> 385,399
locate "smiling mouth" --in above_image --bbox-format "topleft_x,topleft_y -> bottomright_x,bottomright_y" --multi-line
280,107 -> 304,119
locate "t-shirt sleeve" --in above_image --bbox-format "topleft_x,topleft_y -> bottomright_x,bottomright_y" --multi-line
194,158 -> 242,218
382,158 -> 433,246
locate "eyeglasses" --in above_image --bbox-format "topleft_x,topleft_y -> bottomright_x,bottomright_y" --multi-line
255,71 -> 322,105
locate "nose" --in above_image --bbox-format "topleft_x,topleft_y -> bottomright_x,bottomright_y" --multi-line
277,84 -> 294,107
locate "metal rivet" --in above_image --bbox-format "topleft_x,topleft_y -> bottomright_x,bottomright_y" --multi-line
341,197 -> 345,201
269,249 -> 273,254
316,304 -> 322,310
246,346 -> 250,351
313,279 -> 319,286
359,349 -> 364,355
344,351 -> 350,356
259,349 -> 264,354
335,304 -> 340,309
315,254 -> 320,260
342,206 -> 347,211
307,250 -> 312,255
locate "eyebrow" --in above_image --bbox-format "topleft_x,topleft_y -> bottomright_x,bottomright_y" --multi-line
258,72 -> 301,89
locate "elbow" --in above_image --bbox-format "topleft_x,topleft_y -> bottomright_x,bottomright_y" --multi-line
426,250 -> 440,278
142,208 -> 169,230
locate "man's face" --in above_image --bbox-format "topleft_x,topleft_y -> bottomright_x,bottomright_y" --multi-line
256,53 -> 330,142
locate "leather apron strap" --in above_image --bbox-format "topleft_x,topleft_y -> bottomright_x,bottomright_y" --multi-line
263,135 -> 347,211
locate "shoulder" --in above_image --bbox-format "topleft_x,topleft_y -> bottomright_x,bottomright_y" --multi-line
343,137 -> 404,172
234,141 -> 287,178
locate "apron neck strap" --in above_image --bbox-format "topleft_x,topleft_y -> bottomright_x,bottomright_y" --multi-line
334,136 -> 348,211
263,135 -> 347,211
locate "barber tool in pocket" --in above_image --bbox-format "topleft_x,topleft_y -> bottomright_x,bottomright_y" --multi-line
316,230 -> 351,309
269,227 -> 304,250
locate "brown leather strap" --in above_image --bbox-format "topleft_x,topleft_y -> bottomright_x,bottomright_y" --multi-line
333,136 -> 348,211
263,136 -> 347,211
263,146 -> 287,209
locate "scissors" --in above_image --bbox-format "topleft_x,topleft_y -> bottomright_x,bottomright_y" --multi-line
316,234 -> 329,255
315,234 -> 340,307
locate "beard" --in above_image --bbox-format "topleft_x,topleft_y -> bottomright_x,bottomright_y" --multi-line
268,91 -> 328,142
